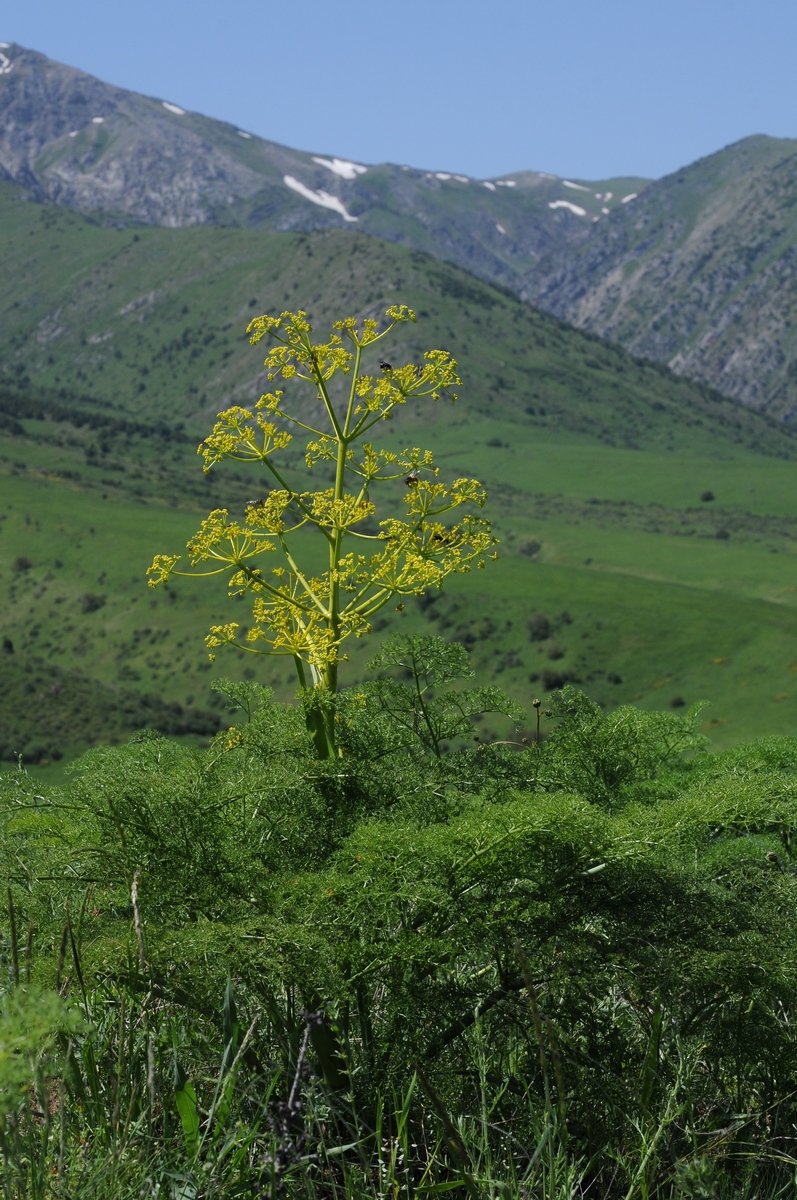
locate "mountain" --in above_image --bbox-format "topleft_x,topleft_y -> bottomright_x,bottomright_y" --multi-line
523,136 -> 797,422
0,43 -> 645,292
5,45 -> 797,420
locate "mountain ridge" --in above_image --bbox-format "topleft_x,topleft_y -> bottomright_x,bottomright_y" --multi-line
3,43 -> 797,421
0,42 -> 644,288
1,175 -> 793,464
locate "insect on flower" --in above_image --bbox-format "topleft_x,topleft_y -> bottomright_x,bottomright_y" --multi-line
405,471 -> 420,487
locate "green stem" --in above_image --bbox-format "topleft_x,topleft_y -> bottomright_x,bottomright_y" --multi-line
343,343 -> 363,438
413,664 -> 441,758
293,654 -> 308,690
324,383 -> 353,712
294,655 -> 337,758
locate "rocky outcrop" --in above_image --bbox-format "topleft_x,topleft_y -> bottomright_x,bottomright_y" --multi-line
522,136 -> 797,421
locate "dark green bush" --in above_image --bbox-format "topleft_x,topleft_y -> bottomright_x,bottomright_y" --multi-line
3,641 -> 797,1196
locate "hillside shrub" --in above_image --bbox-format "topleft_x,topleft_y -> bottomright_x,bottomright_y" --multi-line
527,611 -> 551,641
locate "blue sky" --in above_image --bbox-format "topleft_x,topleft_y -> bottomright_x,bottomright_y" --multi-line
3,0 -> 796,181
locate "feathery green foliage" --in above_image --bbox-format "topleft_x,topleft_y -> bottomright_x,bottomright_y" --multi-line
3,640 -> 797,1195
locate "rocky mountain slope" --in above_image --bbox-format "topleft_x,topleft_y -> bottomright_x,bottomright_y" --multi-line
4,43 -> 797,420
0,42 -> 643,292
524,136 -> 797,422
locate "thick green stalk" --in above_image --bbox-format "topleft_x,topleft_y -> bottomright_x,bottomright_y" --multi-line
321,344 -> 363,747
295,654 -> 336,758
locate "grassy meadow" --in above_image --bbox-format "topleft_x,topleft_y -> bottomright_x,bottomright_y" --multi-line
1,409 -> 797,770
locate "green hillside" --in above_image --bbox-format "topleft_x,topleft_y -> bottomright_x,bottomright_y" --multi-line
2,184 -> 797,771
0,181 -> 787,450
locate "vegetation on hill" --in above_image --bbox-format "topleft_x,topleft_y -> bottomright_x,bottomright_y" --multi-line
2,179 -> 783,457
0,650 -> 221,765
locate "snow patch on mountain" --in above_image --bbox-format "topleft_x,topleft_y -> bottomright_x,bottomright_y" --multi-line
549,200 -> 587,217
283,176 -> 358,222
312,156 -> 367,180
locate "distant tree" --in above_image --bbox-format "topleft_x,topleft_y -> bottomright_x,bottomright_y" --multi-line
527,612 -> 551,641
148,307 -> 496,756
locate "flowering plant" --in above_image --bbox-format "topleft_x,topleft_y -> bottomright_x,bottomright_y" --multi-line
148,306 -> 496,755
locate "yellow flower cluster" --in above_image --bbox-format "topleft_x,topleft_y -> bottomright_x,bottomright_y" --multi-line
146,306 -> 497,684
198,406 -> 292,473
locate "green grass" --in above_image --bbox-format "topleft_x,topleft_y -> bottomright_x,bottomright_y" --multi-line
3,427 -> 797,765
0,472 -> 287,686
441,420 -> 797,515
440,552 -> 797,748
